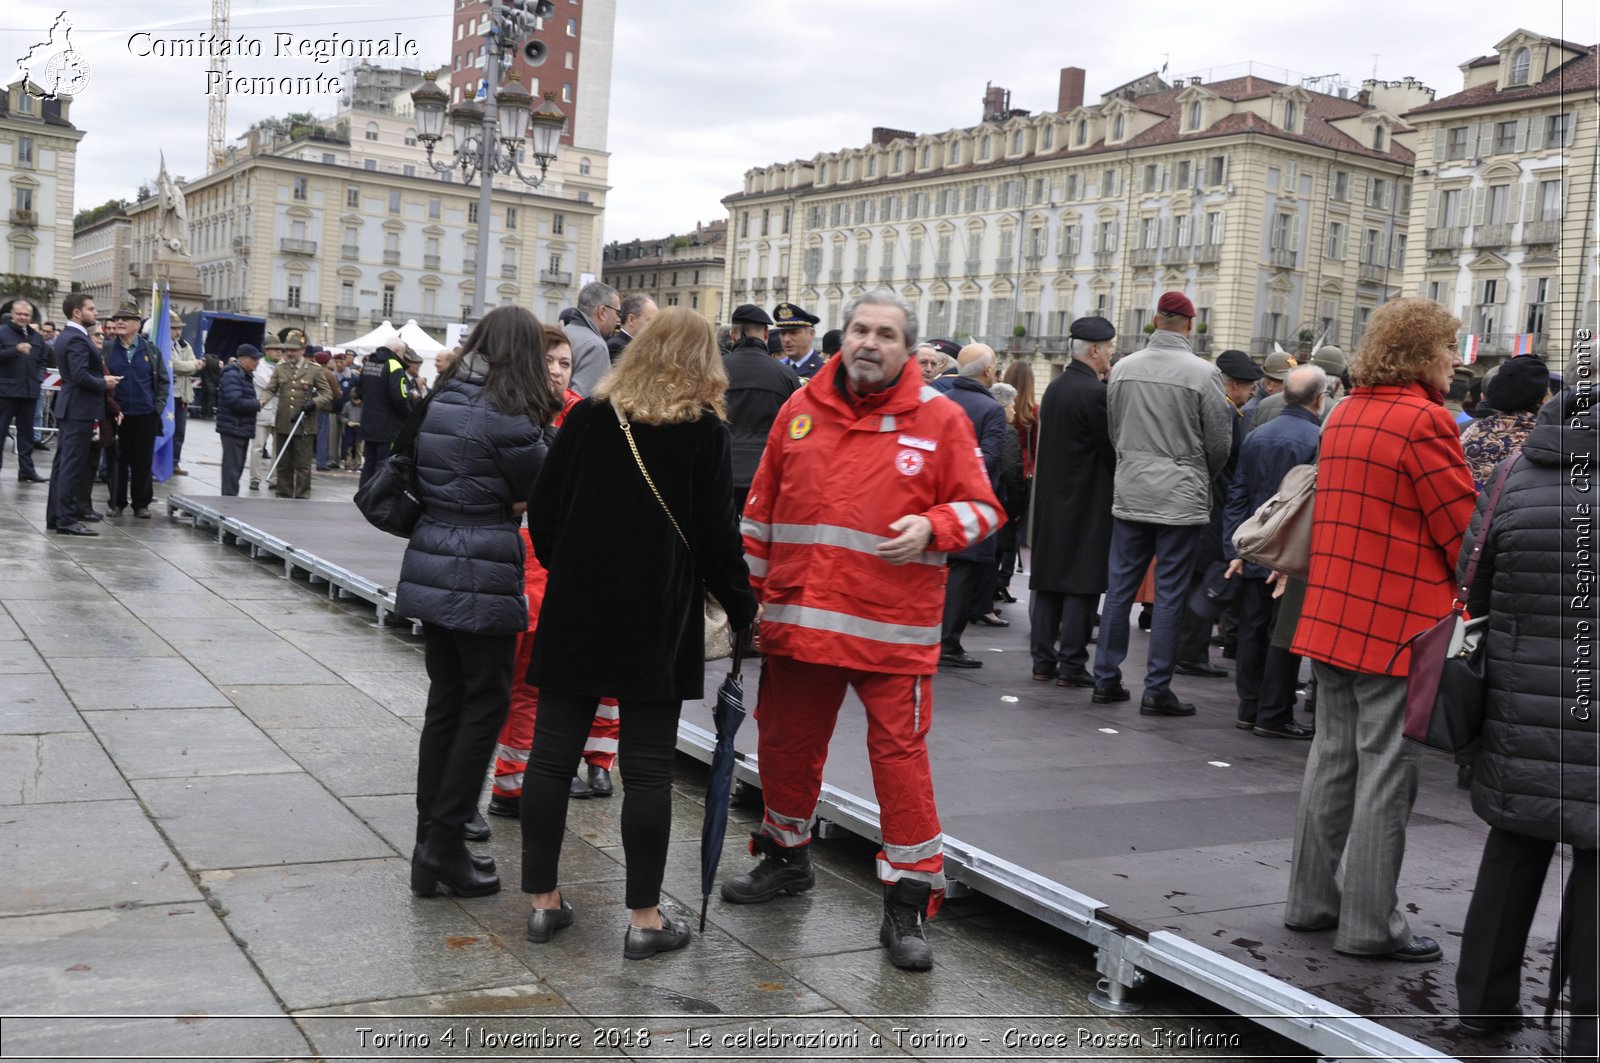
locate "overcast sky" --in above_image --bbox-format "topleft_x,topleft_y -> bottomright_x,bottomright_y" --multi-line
5,0 -> 1594,244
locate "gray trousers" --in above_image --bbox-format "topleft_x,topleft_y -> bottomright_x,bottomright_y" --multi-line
1285,661 -> 1418,955
220,435 -> 248,496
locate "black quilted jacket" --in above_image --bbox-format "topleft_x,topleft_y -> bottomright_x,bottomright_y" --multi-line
1460,389 -> 1598,848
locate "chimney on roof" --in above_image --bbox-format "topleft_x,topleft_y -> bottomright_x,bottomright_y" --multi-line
1191,76 -> 1202,86
982,83 -> 1011,123
1057,67 -> 1085,113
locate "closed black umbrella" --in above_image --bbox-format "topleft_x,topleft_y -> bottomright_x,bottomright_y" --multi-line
699,639 -> 748,931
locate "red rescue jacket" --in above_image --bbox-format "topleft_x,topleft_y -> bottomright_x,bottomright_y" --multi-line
743,356 -> 1003,674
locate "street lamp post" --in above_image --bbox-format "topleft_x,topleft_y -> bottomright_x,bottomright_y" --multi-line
411,0 -> 566,324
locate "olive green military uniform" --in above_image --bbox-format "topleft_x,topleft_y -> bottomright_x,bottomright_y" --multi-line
262,331 -> 335,498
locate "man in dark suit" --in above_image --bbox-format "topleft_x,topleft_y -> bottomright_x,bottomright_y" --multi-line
937,343 -> 1006,669
605,294 -> 657,362
1028,316 -> 1117,685
722,303 -> 799,512
47,294 -> 117,536
0,297 -> 49,482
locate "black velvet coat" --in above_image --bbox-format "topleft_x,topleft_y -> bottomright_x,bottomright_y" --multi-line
527,399 -> 758,701
1029,359 -> 1116,594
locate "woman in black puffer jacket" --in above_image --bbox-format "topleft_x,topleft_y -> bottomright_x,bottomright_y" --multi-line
396,306 -> 561,899
1455,384 -> 1597,1058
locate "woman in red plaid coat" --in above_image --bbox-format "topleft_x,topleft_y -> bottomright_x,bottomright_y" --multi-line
1284,298 -> 1477,963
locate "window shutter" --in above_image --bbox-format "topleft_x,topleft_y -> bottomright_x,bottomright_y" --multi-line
1475,122 -> 1494,159
1289,212 -> 1301,252
1471,186 -> 1487,226
1512,118 -> 1528,153
1432,128 -> 1447,164
1563,112 -> 1577,147
1526,116 -> 1545,152
1426,190 -> 1440,229
1520,182 -> 1538,222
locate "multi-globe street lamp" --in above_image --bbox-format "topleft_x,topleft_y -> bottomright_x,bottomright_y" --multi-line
410,0 -> 567,324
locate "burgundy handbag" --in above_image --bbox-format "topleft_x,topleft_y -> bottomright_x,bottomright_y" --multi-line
1399,454 -> 1519,752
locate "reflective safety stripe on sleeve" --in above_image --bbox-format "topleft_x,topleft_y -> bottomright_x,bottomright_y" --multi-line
745,555 -> 768,578
762,603 -> 941,646
761,807 -> 816,848
741,517 -> 772,542
949,501 -> 983,542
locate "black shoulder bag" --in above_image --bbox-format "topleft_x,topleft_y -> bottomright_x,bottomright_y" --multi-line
353,394 -> 435,538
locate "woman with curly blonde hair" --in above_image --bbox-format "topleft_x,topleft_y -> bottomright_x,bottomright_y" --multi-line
1283,296 -> 1477,964
520,306 -> 757,960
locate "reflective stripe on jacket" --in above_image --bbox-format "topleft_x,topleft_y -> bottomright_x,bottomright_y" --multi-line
743,355 -> 1003,674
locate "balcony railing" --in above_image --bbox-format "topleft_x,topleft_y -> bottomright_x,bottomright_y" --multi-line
1426,228 -> 1465,250
1093,251 -> 1116,269
340,243 -> 359,259
904,265 -> 921,281
371,309 -> 407,325
383,250 -> 401,265
234,236 -> 252,253
279,238 -> 317,255
1249,336 -> 1290,356
423,254 -> 441,270
964,259 -> 982,276
828,269 -> 843,284
1193,334 -> 1212,355
1130,248 -> 1158,267
851,268 -> 867,284
268,299 -> 320,317
1470,331 -> 1549,357
804,270 -> 821,285
752,279 -> 768,294
1193,244 -> 1221,264
540,270 -> 572,286
417,314 -> 452,330
1358,262 -> 1387,283
334,305 -> 358,324
934,262 -> 951,279
9,209 -> 37,228
1056,253 -> 1078,271
1474,223 -> 1513,248
1159,247 -> 1189,265
207,298 -> 243,312
1523,219 -> 1561,245
501,264 -> 518,279
1269,248 -> 1298,269
1023,255 -> 1045,272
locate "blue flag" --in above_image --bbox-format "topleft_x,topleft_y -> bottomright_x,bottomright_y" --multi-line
150,283 -> 176,483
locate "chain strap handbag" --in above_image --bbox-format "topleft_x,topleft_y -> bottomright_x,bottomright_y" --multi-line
614,405 -> 733,661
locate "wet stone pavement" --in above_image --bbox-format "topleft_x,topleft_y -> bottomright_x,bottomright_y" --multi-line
0,427 -> 1307,1061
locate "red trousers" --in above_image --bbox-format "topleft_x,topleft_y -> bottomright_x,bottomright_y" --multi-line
755,654 -> 945,912
491,530 -> 619,799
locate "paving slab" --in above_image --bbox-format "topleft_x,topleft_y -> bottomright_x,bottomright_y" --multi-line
0,641 -> 49,673
295,985 -> 589,1061
201,859 -> 536,1011
0,800 -> 199,916
183,639 -> 341,686
56,656 -> 232,710
3,597 -> 138,628
0,610 -> 22,640
266,719 -> 420,797
194,573 -> 332,601
133,772 -> 391,870
86,707 -> 300,780
226,683 -> 405,730
23,622 -> 179,659
343,669 -> 432,718
0,578 -> 115,600
0,904 -> 309,1059
0,671 -> 85,734
0,732 -> 131,806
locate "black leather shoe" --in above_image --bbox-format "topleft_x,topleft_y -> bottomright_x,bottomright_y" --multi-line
462,811 -> 491,842
526,899 -> 574,943
996,588 -> 1017,604
1031,670 -> 1057,683
1056,670 -> 1096,688
1337,936 -> 1442,963
55,523 -> 99,536
1091,682 -> 1130,703
623,913 -> 691,960
880,880 -> 934,971
17,472 -> 47,483
722,833 -> 815,904
486,794 -> 520,819
587,765 -> 613,797
569,773 -> 594,799
1254,720 -> 1315,739
1456,1007 -> 1522,1036
1175,660 -> 1228,678
80,511 -> 102,522
1137,606 -> 1153,632
972,613 -> 1010,628
1284,919 -> 1337,932
412,842 -> 494,874
938,649 -> 983,669
1235,719 -> 1257,730
1140,691 -> 1197,716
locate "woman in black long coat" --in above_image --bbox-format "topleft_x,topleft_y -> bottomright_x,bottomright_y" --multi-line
521,307 -> 757,960
1454,386 -> 1597,1057
395,306 -> 561,899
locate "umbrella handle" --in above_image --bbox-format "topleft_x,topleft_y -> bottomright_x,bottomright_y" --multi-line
731,627 -> 750,678
699,896 -> 708,934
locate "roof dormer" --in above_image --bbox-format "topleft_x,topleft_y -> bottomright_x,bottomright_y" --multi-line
1490,29 -> 1574,91
1175,84 -> 1219,134
1328,109 -> 1400,154
1033,115 -> 1060,154
1061,107 -> 1099,149
1273,85 -> 1311,135
940,129 -> 968,168
1100,97 -> 1162,145
1002,115 -> 1032,158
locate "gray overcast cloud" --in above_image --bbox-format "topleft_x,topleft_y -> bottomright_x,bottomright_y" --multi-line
5,0 -> 1593,243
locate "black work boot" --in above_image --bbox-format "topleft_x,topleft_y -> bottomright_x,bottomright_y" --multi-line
880,880 -> 934,970
720,832 -> 815,904
411,825 -> 500,898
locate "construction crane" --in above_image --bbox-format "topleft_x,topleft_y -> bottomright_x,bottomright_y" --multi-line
207,0 -> 229,171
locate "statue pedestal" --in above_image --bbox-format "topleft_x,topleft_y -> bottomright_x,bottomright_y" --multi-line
132,254 -> 209,319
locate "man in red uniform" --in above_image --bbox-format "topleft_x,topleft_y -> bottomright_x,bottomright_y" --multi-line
721,290 -> 1003,971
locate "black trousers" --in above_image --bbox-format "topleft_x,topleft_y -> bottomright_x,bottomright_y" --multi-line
111,411 -> 160,510
0,396 -> 39,477
1176,569 -> 1215,664
1458,827 -> 1596,1055
220,435 -> 249,496
522,690 -> 681,909
416,625 -> 517,836
1236,578 -> 1301,728
1029,590 -> 1098,677
46,419 -> 95,527
360,439 -> 393,489
941,558 -> 986,652
172,399 -> 188,466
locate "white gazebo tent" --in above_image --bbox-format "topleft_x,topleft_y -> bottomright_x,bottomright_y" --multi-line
398,320 -> 449,384
338,320 -> 401,353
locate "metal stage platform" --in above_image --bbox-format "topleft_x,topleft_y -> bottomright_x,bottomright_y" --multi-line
165,492 -> 1570,1063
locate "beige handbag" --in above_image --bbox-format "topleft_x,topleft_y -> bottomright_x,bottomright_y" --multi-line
1231,463 -> 1317,580
614,406 -> 733,660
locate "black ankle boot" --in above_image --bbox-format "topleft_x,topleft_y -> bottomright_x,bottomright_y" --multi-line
880,880 -> 934,971
411,827 -> 500,898
720,832 -> 815,904
415,821 -> 494,874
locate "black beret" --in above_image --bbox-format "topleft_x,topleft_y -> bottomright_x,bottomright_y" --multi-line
925,338 -> 961,359
730,303 -> 772,325
1216,349 -> 1265,381
821,329 -> 843,355
771,302 -> 820,328
1068,316 -> 1115,342
1485,356 -> 1550,414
